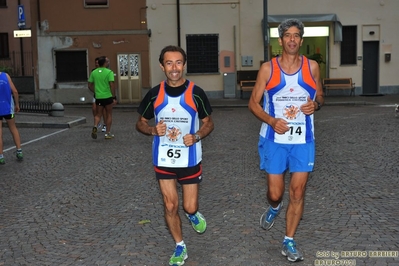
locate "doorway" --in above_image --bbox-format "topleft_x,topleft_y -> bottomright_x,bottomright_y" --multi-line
269,36 -> 328,80
117,53 -> 141,103
362,41 -> 379,94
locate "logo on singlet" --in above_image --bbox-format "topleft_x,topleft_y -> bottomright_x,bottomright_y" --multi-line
283,104 -> 300,120
166,125 -> 182,142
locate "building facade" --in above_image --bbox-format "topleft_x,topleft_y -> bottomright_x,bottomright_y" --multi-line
147,0 -> 399,98
0,0 -> 33,93
29,0 -> 150,103
4,0 -> 397,103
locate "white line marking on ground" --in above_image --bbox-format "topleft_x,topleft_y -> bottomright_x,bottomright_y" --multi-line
4,128 -> 69,152
376,104 -> 396,107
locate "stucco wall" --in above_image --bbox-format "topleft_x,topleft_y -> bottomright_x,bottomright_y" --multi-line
148,0 -> 399,96
148,0 -> 245,97
266,0 -> 399,93
30,0 -> 150,103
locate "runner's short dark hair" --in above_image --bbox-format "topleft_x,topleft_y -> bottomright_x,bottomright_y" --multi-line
159,45 -> 187,65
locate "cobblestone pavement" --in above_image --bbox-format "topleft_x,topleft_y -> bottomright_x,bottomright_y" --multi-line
1,98 -> 399,265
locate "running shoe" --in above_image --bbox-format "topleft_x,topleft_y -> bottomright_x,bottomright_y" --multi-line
16,151 -> 23,161
104,133 -> 114,139
0,157 -> 5,165
91,126 -> 97,139
186,212 -> 207,234
169,245 -> 188,266
281,239 -> 304,262
102,125 -> 107,132
259,202 -> 283,230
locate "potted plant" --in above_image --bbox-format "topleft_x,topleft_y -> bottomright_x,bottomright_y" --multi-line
308,53 -> 325,65
0,65 -> 14,75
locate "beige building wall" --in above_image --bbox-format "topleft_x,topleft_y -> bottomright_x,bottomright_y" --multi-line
268,0 -> 398,93
7,0 -> 397,102
148,0 -> 242,97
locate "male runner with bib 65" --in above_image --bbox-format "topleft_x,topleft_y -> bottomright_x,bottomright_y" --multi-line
136,45 -> 214,265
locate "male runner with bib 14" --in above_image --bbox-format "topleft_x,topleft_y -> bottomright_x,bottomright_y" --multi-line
249,18 -> 324,262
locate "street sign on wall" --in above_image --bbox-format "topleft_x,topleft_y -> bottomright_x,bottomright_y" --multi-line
14,30 -> 31,38
18,4 -> 26,29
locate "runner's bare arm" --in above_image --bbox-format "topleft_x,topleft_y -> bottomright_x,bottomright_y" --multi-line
183,115 -> 214,146
7,73 -> 20,112
109,81 -> 116,98
197,115 -> 214,139
312,60 -> 324,106
136,116 -> 166,136
248,62 -> 289,134
300,59 -> 324,115
88,82 -> 94,93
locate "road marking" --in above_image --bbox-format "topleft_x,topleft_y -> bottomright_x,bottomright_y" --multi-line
376,104 -> 396,107
4,128 -> 69,152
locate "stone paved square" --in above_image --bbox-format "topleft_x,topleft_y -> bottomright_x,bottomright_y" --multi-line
1,98 -> 398,265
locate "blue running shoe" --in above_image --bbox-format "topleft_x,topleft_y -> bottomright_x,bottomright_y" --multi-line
259,202 -> 283,230
169,245 -> 188,265
281,239 -> 304,262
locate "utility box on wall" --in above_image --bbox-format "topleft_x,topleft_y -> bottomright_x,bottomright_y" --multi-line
241,56 -> 253,66
224,56 -> 231,67
223,72 -> 236,98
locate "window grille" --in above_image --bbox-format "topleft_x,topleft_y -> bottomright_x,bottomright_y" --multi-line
186,34 -> 219,74
340,26 -> 357,65
0,33 -> 9,58
55,50 -> 87,82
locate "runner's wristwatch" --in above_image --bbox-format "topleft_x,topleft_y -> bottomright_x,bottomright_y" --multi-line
315,101 -> 321,111
194,134 -> 201,142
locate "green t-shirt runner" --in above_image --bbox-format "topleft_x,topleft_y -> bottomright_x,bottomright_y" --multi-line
88,67 -> 114,99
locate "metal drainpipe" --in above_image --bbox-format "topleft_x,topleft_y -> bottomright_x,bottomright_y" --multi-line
37,0 -> 41,30
263,0 -> 269,62
177,0 -> 181,47
18,0 -> 25,75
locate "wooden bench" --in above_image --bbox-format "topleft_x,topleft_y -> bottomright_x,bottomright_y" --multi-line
239,80 -> 256,99
322,78 -> 355,96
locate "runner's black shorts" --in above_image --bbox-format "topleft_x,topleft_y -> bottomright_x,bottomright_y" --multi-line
154,163 -> 202,185
0,114 -> 14,120
95,97 -> 113,106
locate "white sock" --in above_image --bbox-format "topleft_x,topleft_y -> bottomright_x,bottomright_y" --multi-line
271,203 -> 281,211
284,236 -> 294,241
176,240 -> 185,247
